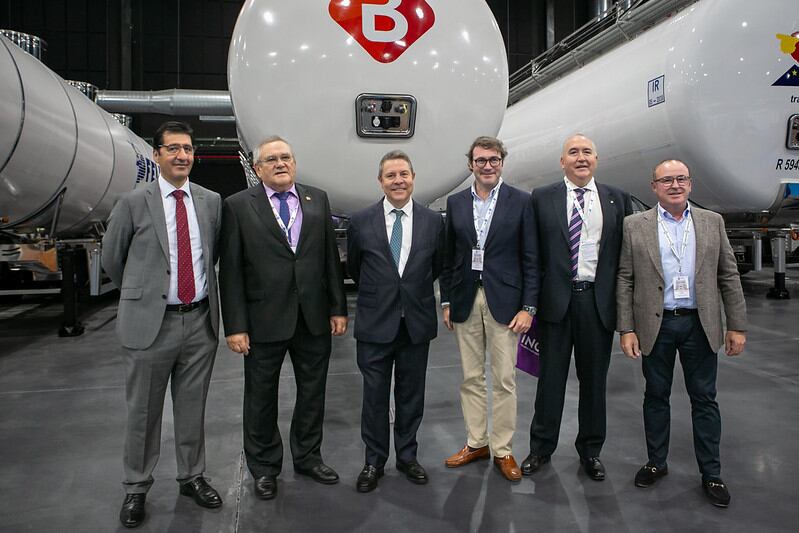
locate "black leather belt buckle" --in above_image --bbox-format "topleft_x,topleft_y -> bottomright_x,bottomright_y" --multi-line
167,297 -> 208,313
571,281 -> 594,292
665,307 -> 697,316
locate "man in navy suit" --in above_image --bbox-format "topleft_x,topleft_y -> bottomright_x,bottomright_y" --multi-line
347,150 -> 445,492
440,136 -> 537,482
522,134 -> 633,481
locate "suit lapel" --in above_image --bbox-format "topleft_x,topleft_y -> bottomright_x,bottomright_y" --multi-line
404,201 -> 426,277
457,189 -> 478,247
189,183 -> 211,272
692,208 -> 708,274
597,183 -> 614,257
482,183 -> 508,250
551,182 -> 570,245
643,208 -> 665,281
372,200 -> 397,272
145,180 -> 169,261
249,184 -> 293,252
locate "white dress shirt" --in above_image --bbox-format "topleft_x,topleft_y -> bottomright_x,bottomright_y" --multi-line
564,176 -> 603,282
158,175 -> 207,304
383,197 -> 413,276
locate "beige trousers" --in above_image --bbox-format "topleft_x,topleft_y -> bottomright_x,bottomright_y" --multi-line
454,287 -> 518,457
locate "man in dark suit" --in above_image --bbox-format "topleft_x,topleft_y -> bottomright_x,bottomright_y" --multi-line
346,150 -> 445,493
440,136 -> 537,482
617,159 -> 746,507
103,121 -> 223,528
522,133 -> 633,481
219,136 -> 347,500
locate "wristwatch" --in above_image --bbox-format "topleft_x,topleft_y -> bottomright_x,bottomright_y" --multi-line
522,305 -> 536,316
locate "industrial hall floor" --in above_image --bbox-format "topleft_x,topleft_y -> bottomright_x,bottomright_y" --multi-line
1,268 -> 797,533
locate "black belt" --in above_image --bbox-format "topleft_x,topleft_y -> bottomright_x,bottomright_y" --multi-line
166,297 -> 208,313
571,281 -> 594,292
664,307 -> 697,316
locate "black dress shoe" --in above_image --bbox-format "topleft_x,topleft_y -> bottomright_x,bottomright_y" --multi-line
295,462 -> 340,484
179,476 -> 223,508
253,475 -> 278,500
581,457 -> 606,481
396,460 -> 428,485
520,453 -> 550,476
703,479 -> 731,507
119,493 -> 146,528
356,464 -> 384,493
634,464 -> 668,488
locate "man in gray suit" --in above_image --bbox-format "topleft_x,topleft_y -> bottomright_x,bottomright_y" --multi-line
617,158 -> 746,508
103,121 -> 223,528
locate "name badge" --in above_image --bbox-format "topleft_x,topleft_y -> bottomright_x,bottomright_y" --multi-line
673,275 -> 690,299
471,248 -> 484,271
580,239 -> 598,262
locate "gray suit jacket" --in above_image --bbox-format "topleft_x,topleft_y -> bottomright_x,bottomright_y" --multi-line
616,206 -> 746,354
102,179 -> 222,350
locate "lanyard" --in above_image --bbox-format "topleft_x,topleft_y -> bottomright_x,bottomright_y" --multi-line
472,181 -> 501,250
570,188 -> 595,231
269,193 -> 299,246
658,210 -> 691,274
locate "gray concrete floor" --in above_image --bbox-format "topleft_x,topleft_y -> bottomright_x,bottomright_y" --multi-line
1,268 -> 798,533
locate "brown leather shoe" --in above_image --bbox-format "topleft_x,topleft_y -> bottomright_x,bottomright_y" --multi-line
493,455 -> 522,481
445,445 -> 490,468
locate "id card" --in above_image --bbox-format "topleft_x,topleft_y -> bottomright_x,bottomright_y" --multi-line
580,239 -> 598,262
673,275 -> 690,299
471,248 -> 484,271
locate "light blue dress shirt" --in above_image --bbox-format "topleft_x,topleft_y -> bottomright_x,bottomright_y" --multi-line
658,203 -> 696,309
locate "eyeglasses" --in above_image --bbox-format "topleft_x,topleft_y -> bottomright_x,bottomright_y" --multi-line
159,144 -> 195,155
255,154 -> 294,166
653,175 -> 691,186
473,157 -> 503,168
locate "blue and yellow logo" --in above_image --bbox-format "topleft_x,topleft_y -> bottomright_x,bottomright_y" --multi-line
773,32 -> 799,86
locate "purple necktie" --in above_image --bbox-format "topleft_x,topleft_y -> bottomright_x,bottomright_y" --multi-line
569,188 -> 586,280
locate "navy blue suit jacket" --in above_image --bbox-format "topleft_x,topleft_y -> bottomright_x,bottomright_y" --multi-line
530,180 -> 633,331
347,199 -> 445,344
440,183 -> 537,325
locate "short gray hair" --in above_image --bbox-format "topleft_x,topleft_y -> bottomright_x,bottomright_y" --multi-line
253,135 -> 293,162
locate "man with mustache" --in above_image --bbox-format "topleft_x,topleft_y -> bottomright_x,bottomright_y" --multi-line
219,136 -> 347,500
522,134 -> 633,481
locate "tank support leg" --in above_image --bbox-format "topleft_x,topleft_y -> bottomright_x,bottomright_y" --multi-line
59,247 -> 85,336
767,233 -> 791,300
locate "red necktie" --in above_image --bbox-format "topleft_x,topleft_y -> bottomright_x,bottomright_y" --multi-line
172,190 -> 195,304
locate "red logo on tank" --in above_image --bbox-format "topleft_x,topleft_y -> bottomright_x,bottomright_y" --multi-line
329,0 -> 435,64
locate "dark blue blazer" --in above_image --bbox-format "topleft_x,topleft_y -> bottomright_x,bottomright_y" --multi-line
347,199 -> 445,344
440,183 -> 537,325
530,180 -> 633,331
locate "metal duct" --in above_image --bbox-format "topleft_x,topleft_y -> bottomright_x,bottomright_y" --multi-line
96,89 -> 233,116
0,30 -> 46,60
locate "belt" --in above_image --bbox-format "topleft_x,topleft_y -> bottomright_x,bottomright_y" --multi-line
571,281 -> 594,292
166,297 -> 208,313
664,307 -> 697,316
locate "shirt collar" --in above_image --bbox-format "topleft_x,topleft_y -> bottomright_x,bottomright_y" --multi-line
657,202 -> 691,222
158,175 -> 191,199
383,197 -> 413,217
564,176 -> 596,192
263,183 -> 298,199
471,177 -> 503,201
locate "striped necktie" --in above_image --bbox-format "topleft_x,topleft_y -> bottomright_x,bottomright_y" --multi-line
569,188 -> 586,280
389,209 -> 403,268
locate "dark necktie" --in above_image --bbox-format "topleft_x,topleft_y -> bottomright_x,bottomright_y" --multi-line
569,188 -> 586,281
172,190 -> 195,304
275,191 -> 291,230
389,209 -> 403,268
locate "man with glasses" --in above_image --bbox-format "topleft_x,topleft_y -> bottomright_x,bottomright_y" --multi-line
617,159 -> 746,507
440,136 -> 537,482
522,133 -> 633,482
219,136 -> 347,500
103,121 -> 223,528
